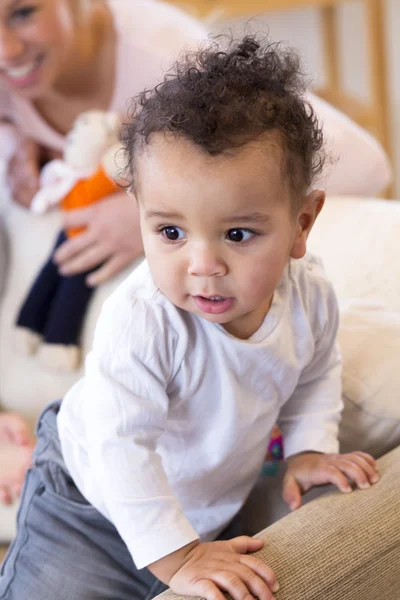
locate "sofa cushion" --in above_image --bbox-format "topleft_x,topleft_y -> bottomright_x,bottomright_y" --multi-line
308,197 -> 400,312
338,303 -> 400,458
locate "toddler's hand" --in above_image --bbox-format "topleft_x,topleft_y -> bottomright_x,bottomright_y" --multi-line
152,537 -> 279,600
283,451 -> 379,511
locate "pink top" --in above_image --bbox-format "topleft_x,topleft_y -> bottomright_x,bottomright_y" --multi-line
0,0 -> 206,155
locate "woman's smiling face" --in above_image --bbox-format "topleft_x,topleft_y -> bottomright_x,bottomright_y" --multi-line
0,0 -> 79,97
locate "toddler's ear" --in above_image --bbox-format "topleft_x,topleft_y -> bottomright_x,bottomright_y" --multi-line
290,190 -> 325,259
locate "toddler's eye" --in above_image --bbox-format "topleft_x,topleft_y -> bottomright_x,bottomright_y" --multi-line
160,226 -> 185,242
226,228 -> 255,243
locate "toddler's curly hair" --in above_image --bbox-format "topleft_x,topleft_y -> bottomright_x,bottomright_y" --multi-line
122,35 -> 326,205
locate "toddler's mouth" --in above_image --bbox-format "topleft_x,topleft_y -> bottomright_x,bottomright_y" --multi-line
203,296 -> 227,302
193,295 -> 234,315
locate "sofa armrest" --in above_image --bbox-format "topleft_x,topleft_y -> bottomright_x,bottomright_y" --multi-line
157,445 -> 400,600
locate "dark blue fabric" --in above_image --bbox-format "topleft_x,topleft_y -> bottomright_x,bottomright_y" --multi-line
16,231 -> 95,346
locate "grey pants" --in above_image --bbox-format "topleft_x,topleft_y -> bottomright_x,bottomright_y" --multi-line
0,401 -> 243,600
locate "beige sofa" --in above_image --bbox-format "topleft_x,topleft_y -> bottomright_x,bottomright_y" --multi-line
159,447 -> 400,600
1,197 -> 400,597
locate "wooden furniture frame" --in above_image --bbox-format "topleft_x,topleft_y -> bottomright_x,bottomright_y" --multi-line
173,0 -> 391,165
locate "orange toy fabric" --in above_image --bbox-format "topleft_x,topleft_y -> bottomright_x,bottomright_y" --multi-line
62,166 -> 120,237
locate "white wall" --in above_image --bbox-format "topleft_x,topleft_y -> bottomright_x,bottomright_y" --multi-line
209,0 -> 400,196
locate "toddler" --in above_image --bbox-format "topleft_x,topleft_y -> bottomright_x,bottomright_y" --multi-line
0,36 -> 378,600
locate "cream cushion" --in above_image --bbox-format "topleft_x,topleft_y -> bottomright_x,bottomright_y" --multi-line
308,197 -> 400,458
308,197 -> 400,312
338,303 -> 400,458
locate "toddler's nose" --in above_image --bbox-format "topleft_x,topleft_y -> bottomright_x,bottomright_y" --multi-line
188,247 -> 227,277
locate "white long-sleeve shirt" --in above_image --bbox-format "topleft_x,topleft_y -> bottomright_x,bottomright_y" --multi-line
58,253 -> 342,569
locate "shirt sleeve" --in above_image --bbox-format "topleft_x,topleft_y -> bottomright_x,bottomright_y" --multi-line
278,274 -> 343,458
309,92 -> 392,196
81,290 -> 199,569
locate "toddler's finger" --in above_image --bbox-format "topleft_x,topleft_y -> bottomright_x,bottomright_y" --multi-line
336,459 -> 371,490
350,452 -> 379,481
192,579 -> 228,600
345,454 -> 379,484
351,451 -> 376,467
230,536 -> 264,555
321,465 -> 353,493
237,568 -> 275,600
282,473 -> 302,510
211,570 -> 274,600
239,556 -> 279,594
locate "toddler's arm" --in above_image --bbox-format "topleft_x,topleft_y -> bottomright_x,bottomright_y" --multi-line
277,266 -> 379,507
277,274 -> 342,459
80,292 -> 198,569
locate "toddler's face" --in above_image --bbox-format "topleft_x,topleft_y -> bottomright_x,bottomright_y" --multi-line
136,134 -> 323,339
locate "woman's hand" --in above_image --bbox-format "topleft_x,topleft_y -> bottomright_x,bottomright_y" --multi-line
7,137 -> 41,208
54,192 -> 143,286
283,451 -> 379,511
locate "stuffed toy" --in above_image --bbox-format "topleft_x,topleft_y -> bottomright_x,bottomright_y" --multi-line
14,110 -> 123,372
